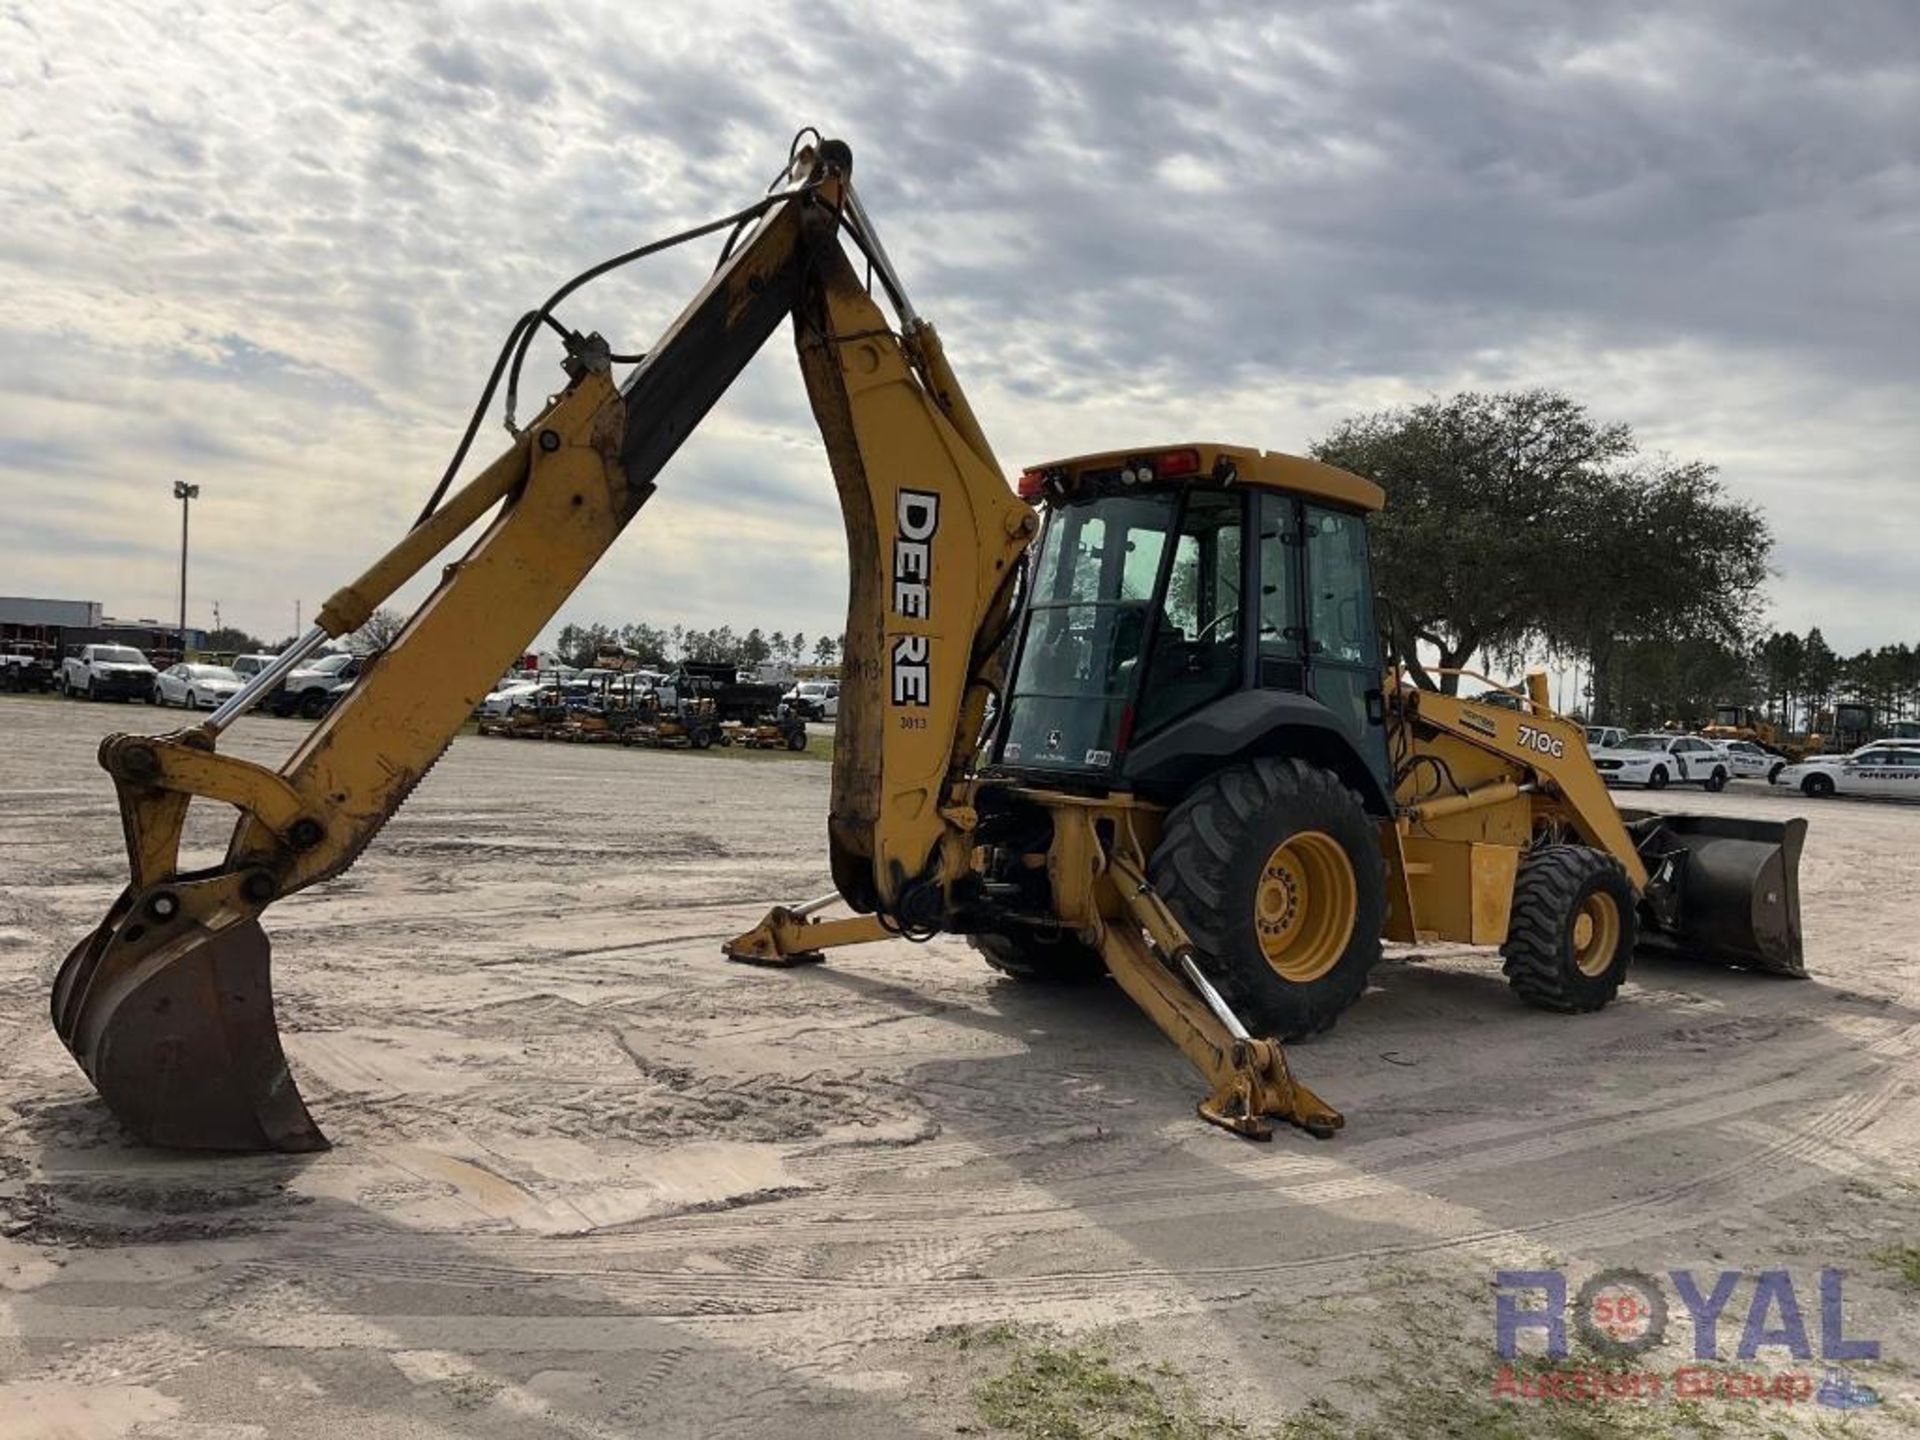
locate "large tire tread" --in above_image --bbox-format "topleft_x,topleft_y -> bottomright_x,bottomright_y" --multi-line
1501,845 -> 1637,1013
1149,757 -> 1385,1040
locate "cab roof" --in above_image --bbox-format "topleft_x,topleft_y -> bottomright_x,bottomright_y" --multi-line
1021,442 -> 1384,513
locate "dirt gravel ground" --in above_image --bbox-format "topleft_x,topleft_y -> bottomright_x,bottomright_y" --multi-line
2,695 -> 1917,1437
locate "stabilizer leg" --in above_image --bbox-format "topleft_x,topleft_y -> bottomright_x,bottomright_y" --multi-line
1099,854 -> 1343,1141
724,891 -> 894,967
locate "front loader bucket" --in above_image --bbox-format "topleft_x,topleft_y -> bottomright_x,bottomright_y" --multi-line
51,914 -> 326,1152
1625,813 -> 1807,976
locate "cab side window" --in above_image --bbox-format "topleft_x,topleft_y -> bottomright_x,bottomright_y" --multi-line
1302,503 -> 1389,789
1304,508 -> 1374,666
1257,493 -> 1303,688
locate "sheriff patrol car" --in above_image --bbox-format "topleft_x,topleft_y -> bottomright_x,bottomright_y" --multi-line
1590,733 -> 1731,791
1772,746 -> 1920,800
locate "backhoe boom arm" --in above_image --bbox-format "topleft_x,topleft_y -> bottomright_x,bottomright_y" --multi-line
51,134 -> 1329,1154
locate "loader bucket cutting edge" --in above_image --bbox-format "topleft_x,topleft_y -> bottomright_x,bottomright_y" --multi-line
50,917 -> 327,1153
1628,812 -> 1808,977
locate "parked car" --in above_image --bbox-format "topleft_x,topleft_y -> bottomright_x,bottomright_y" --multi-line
0,650 -> 57,693
229,653 -> 281,681
61,644 -> 158,701
1713,738 -> 1786,782
782,679 -> 839,721
1774,747 -> 1920,800
1590,733 -> 1730,791
478,680 -> 544,717
1584,725 -> 1627,751
265,651 -> 363,718
154,662 -> 244,709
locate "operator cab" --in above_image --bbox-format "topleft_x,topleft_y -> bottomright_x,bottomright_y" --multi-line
992,443 -> 1392,808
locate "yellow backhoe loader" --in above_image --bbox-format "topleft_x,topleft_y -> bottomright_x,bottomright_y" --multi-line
50,135 -> 1806,1153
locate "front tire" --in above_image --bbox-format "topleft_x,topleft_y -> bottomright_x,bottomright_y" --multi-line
1704,766 -> 1728,793
1501,845 -> 1637,1012
1646,765 -> 1670,790
1768,762 -> 1785,784
297,689 -> 329,720
1803,773 -> 1835,798
1149,757 -> 1385,1040
967,928 -> 1107,984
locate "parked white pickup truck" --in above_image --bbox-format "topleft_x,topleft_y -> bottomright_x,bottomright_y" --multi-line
62,644 -> 158,702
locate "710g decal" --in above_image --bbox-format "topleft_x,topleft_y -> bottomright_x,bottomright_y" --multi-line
1517,723 -> 1565,759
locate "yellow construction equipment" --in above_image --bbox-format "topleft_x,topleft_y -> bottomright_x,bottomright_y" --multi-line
1701,703 -> 1823,761
50,134 -> 1806,1152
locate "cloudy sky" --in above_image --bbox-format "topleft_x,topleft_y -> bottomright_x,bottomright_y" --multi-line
2,1 -> 1915,657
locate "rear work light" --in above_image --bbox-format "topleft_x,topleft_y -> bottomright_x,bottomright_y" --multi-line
1017,470 -> 1047,500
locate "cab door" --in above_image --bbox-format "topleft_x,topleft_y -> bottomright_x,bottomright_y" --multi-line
1302,504 -> 1390,789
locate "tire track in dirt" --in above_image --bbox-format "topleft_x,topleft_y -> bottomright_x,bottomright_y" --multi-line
233,1055 -> 1908,1335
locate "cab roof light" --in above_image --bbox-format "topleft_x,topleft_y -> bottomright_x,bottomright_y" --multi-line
1017,467 -> 1071,502
1155,448 -> 1201,478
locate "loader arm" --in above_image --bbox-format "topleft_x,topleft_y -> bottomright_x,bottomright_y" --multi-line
52,139 -> 1034,1150
1389,669 -> 1648,889
1383,668 -> 1803,976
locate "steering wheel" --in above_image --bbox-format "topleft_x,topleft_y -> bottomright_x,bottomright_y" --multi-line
1194,610 -> 1237,644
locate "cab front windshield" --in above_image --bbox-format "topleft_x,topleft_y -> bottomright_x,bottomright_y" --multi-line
999,488 -> 1244,770
999,493 -> 1173,767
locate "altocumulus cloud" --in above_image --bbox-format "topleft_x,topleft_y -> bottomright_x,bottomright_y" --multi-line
0,0 -> 1913,649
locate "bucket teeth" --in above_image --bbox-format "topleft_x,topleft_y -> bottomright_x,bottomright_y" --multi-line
52,917 -> 326,1153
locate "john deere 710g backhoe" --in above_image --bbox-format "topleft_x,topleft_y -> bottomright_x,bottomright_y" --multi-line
51,135 -> 1806,1152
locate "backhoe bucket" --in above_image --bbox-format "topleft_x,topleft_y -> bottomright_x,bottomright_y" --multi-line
1626,813 -> 1807,976
51,914 -> 326,1152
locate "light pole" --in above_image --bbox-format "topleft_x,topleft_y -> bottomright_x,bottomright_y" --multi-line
173,480 -> 200,659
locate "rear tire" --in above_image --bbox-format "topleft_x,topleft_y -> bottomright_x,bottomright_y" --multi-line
967,928 -> 1107,984
1704,766 -> 1728,793
1501,845 -> 1637,1012
297,689 -> 329,720
1803,773 -> 1834,798
1647,765 -> 1669,790
1149,757 -> 1384,1040
786,728 -> 809,752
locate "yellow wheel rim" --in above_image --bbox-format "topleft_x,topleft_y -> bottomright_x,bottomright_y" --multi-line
1573,891 -> 1621,977
1254,830 -> 1357,982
